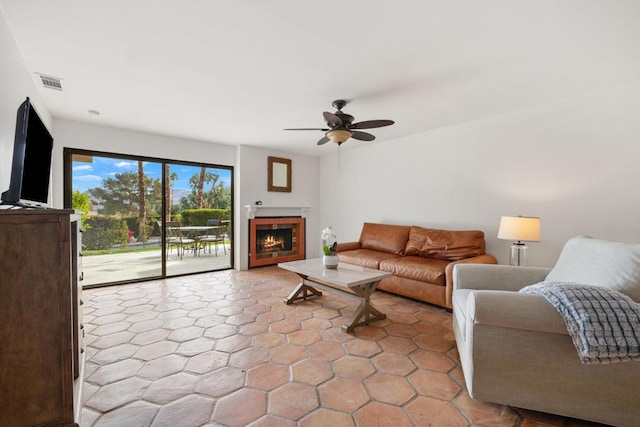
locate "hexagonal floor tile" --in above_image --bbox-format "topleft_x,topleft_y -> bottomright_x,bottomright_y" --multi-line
365,373 -> 416,405
252,331 -> 286,348
142,372 -> 200,404
354,401 -> 414,427
406,396 -> 469,426
87,358 -> 144,386
410,369 -> 461,400
372,352 -> 416,376
184,350 -> 229,374
299,408 -> 355,427
229,347 -> 269,369
213,388 -> 267,426
410,349 -> 456,372
137,354 -> 188,380
196,366 -> 245,398
292,359 -> 333,386
92,401 -> 159,426
377,336 -> 417,354
167,325 -> 204,342
343,339 -> 382,357
333,355 -> 376,381
85,377 -> 150,412
319,378 -> 370,413
80,266 -> 584,427
270,344 -> 309,365
134,341 -> 179,361
175,337 -> 215,356
246,363 -> 290,391
153,395 -> 214,426
269,382 -> 319,421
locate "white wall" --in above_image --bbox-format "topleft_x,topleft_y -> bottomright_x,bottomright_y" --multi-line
51,122 -> 321,271
51,119 -> 237,207
319,83 -> 640,268
0,9 -> 51,197
6,4 -> 637,271
236,145 -> 320,270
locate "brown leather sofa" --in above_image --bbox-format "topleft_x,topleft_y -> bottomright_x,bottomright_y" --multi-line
336,222 -> 497,309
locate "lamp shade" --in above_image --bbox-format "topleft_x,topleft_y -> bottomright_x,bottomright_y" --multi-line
327,129 -> 352,143
497,216 -> 541,242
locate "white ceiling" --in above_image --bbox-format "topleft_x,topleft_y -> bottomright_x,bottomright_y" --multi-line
2,1 -> 639,156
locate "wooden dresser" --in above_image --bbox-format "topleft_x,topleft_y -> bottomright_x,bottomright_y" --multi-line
0,209 -> 84,427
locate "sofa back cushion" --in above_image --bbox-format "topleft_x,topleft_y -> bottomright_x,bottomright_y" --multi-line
546,236 -> 640,302
405,226 -> 486,261
359,222 -> 411,255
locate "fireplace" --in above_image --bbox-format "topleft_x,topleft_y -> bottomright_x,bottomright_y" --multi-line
249,217 -> 305,268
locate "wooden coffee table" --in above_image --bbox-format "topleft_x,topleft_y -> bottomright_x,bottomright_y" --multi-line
278,258 -> 392,332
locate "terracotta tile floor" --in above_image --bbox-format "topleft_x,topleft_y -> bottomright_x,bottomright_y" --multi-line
81,266 -> 608,426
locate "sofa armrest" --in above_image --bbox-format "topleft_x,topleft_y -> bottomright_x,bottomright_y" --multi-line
453,264 -> 551,292
467,290 -> 567,335
336,241 -> 361,252
444,254 -> 497,308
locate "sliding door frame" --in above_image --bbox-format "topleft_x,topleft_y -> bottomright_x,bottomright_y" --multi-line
63,147 -> 234,288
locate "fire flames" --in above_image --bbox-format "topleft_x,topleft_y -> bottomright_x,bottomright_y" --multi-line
261,234 -> 284,252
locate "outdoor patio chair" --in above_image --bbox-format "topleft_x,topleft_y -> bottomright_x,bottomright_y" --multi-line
197,219 -> 227,256
164,221 -> 196,259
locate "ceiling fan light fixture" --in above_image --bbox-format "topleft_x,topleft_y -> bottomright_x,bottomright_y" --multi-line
284,100 -> 394,147
327,129 -> 352,143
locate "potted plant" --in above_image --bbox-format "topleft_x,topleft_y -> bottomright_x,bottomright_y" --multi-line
321,227 -> 339,269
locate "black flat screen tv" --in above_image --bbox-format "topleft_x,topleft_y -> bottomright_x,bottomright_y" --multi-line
1,97 -> 54,208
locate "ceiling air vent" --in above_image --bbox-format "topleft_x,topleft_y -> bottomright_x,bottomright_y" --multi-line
37,73 -> 63,91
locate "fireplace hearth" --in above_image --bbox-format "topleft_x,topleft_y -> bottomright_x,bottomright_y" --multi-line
249,217 -> 305,268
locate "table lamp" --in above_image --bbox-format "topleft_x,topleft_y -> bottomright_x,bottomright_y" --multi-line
497,215 -> 541,266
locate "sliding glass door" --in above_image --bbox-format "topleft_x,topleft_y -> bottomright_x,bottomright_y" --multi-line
164,162 -> 232,277
64,149 -> 233,288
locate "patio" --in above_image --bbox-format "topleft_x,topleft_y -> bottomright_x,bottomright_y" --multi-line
82,244 -> 232,286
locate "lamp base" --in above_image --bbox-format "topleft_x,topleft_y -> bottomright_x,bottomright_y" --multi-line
509,242 -> 528,266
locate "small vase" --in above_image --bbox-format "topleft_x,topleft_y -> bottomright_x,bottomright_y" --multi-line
323,254 -> 339,269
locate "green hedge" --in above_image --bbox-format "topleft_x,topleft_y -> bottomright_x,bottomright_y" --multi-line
83,217 -> 129,250
180,209 -> 230,225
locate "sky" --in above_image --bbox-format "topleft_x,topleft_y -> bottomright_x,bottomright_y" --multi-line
72,155 -> 232,194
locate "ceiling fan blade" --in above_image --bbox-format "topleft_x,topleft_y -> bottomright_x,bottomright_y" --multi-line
351,131 -> 376,141
350,119 -> 395,129
284,128 -> 329,131
317,136 -> 330,145
323,111 -> 343,127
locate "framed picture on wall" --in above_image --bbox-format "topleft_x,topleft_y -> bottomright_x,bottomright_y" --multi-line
268,156 -> 291,192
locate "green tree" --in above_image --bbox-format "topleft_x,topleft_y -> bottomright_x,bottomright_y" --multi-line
137,161 -> 147,241
207,182 -> 231,209
71,190 -> 91,229
189,168 -> 218,209
196,167 -> 206,208
168,170 -> 178,219
88,171 -> 162,216
181,170 -> 231,211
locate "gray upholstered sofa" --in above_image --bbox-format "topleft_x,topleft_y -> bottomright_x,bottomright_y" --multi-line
452,236 -> 640,427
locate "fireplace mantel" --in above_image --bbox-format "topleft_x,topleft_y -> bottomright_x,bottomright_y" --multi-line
244,205 -> 311,219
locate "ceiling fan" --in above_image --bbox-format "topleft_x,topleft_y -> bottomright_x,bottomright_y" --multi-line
284,100 -> 395,146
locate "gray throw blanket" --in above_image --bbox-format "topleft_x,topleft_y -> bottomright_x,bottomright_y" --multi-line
520,281 -> 640,364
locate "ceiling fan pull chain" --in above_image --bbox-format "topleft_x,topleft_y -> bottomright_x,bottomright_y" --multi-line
337,144 -> 341,174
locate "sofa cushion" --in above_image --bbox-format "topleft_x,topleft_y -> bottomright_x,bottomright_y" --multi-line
546,236 -> 640,302
380,256 -> 450,286
359,222 -> 411,255
405,226 -> 486,261
337,249 -> 401,270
